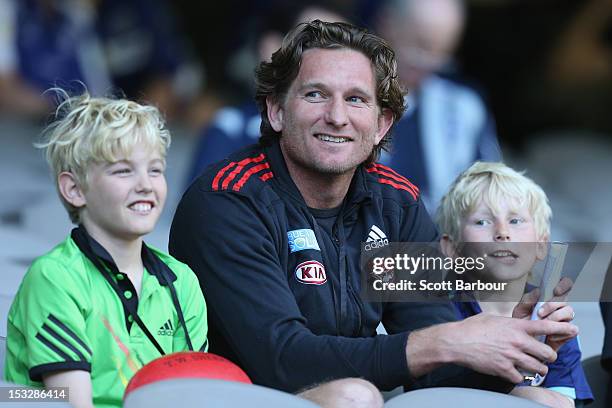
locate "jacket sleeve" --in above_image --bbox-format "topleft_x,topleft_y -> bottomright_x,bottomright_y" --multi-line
169,188 -> 412,392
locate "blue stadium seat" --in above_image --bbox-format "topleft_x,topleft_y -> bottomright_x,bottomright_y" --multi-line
0,336 -> 5,379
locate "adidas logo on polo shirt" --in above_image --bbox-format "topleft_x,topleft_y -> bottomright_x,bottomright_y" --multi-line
157,319 -> 174,336
364,225 -> 389,251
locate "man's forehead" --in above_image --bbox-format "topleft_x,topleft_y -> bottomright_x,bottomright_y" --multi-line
293,48 -> 376,90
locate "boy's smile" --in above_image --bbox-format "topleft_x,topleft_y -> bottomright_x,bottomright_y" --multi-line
128,201 -> 155,214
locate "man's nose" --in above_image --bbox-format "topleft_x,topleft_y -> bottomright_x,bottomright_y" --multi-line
324,98 -> 349,127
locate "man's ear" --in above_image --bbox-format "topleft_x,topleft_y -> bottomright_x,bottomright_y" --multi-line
440,234 -> 459,258
58,172 -> 86,208
266,96 -> 284,132
374,108 -> 394,146
536,234 -> 550,261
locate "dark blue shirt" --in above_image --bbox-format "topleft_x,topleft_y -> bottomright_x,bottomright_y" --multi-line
454,300 -> 594,403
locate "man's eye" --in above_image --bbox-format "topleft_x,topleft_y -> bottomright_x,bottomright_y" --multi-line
347,96 -> 365,104
149,167 -> 164,175
475,219 -> 490,226
509,218 -> 524,225
305,91 -> 323,99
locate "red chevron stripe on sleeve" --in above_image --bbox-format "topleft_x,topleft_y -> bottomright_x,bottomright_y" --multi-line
371,163 -> 419,193
233,162 -> 271,191
212,153 -> 274,191
366,164 -> 419,200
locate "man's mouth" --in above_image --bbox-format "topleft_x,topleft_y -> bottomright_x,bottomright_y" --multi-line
315,134 -> 351,143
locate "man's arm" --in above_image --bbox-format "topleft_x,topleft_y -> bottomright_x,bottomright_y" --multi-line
43,371 -> 94,408
169,189 -> 412,392
406,313 -> 577,383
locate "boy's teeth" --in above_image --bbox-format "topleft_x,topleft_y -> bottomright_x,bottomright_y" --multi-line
130,203 -> 152,212
317,134 -> 348,143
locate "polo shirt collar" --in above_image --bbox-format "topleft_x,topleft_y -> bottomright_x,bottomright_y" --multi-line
71,225 -> 177,286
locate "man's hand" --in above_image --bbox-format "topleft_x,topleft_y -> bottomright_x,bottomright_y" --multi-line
407,313 -> 578,383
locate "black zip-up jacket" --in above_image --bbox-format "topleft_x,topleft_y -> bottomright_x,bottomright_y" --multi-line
170,141 -> 510,393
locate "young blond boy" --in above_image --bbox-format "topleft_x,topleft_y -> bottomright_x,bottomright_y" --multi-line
437,161 -> 592,407
4,92 -> 208,408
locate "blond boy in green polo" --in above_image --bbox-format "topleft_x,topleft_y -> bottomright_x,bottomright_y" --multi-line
4,91 -> 208,408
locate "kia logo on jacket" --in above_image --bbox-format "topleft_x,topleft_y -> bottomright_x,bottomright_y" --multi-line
295,261 -> 327,285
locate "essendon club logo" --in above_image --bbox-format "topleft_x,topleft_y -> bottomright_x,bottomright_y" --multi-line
295,261 -> 327,285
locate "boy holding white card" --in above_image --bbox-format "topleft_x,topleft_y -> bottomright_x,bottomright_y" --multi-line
437,161 -> 593,407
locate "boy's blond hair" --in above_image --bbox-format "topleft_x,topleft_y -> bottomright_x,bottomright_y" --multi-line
436,161 -> 552,242
37,89 -> 171,224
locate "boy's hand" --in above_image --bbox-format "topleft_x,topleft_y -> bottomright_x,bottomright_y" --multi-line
513,277 -> 574,318
512,277 -> 577,350
552,277 -> 574,300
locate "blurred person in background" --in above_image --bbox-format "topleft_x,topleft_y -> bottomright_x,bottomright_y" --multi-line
375,0 -> 501,213
0,0 -> 201,120
185,1 -> 348,185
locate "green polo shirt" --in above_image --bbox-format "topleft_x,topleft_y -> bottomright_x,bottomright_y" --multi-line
4,233 -> 208,408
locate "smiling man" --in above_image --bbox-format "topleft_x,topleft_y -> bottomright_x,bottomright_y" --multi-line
266,46 -> 394,209
170,21 -> 577,408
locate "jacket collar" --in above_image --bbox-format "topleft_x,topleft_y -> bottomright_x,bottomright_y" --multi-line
263,140 -> 373,211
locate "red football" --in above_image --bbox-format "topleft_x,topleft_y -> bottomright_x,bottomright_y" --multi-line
124,352 -> 252,397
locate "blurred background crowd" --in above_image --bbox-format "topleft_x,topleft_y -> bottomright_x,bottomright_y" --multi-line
1,0 -> 612,382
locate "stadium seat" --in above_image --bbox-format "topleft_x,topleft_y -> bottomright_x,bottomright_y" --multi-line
384,387 -> 547,407
123,378 -> 319,408
582,355 -> 611,408
1,294 -> 13,339
0,335 -> 5,379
